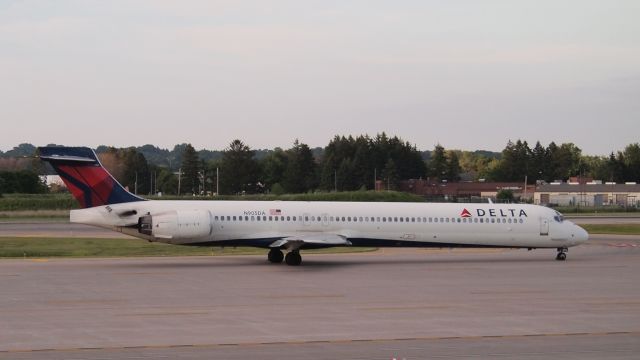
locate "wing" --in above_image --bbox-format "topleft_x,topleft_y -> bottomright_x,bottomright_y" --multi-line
269,233 -> 351,250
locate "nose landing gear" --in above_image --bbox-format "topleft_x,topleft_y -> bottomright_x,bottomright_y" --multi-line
556,247 -> 568,261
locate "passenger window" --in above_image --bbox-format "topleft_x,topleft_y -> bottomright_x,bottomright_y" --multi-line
214,216 -> 219,221
359,217 -> 363,222
348,217 -> 352,222
269,216 -> 273,221
400,217 -> 404,222
293,216 -> 296,221
423,217 -> 427,222
342,217 -> 346,221
434,218 -> 438,223
251,216 -> 255,221
233,216 -> 237,221
382,217 -> 386,222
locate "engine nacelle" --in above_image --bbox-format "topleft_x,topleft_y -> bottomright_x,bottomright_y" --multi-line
138,210 -> 212,242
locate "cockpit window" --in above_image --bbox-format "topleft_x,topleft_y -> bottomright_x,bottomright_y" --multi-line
553,211 -> 564,223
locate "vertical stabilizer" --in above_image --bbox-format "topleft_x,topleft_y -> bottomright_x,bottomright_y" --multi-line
38,147 -> 145,208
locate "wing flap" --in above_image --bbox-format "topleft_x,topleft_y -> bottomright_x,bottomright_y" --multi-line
269,234 -> 351,249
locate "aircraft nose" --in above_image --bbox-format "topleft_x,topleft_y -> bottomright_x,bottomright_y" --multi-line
575,225 -> 589,244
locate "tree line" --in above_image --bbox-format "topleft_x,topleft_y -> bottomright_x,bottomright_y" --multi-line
0,137 -> 638,195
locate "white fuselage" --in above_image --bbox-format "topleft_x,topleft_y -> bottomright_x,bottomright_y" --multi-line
71,200 -> 589,250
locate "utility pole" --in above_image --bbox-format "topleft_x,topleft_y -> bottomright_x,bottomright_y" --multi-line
177,168 -> 181,196
134,172 -> 138,195
334,169 -> 337,192
374,168 -> 377,191
523,175 -> 528,202
216,167 -> 219,196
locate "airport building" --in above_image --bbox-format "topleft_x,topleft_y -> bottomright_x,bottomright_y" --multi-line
534,182 -> 640,207
398,179 -> 536,201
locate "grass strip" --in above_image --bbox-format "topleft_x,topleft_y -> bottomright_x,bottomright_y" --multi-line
581,224 -> 640,235
0,237 -> 375,258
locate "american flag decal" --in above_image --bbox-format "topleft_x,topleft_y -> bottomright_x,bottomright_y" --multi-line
269,209 -> 282,215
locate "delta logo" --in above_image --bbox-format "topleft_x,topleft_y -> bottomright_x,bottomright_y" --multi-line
460,208 -> 528,218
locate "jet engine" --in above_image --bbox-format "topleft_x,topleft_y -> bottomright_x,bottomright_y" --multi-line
138,210 -> 212,242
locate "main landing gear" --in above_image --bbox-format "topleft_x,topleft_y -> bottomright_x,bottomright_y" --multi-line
285,251 -> 302,266
268,248 -> 284,263
267,248 -> 302,266
556,247 -> 568,261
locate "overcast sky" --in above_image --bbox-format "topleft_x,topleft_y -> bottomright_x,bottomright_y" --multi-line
1,0 -> 638,155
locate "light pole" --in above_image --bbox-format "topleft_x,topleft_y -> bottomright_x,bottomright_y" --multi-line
177,168 -> 181,196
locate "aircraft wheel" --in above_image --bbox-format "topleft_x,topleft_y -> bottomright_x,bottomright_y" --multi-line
285,251 -> 302,266
268,249 -> 284,263
556,252 -> 567,261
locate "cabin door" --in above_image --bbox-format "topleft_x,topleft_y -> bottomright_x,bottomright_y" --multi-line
540,218 -> 549,236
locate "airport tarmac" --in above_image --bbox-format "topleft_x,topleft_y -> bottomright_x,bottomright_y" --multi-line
1,235 -> 639,359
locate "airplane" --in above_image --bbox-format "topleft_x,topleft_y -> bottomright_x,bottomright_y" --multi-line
38,146 -> 589,266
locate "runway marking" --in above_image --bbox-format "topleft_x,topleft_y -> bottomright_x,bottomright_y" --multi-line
470,290 -> 548,295
46,299 -> 126,305
260,294 -> 345,299
2,331 -> 638,353
116,311 -> 210,317
363,305 -> 451,311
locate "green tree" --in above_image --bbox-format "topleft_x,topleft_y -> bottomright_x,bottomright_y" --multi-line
429,144 -> 448,180
446,151 -> 462,182
0,171 -> 47,194
530,141 -> 548,181
156,168 -> 178,195
259,148 -> 288,192
496,189 -> 515,202
219,139 -> 259,194
181,144 -> 200,195
282,140 -> 317,193
622,143 -> 640,181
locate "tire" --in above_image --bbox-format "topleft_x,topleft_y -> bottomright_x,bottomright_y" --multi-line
285,252 -> 302,266
268,249 -> 284,263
